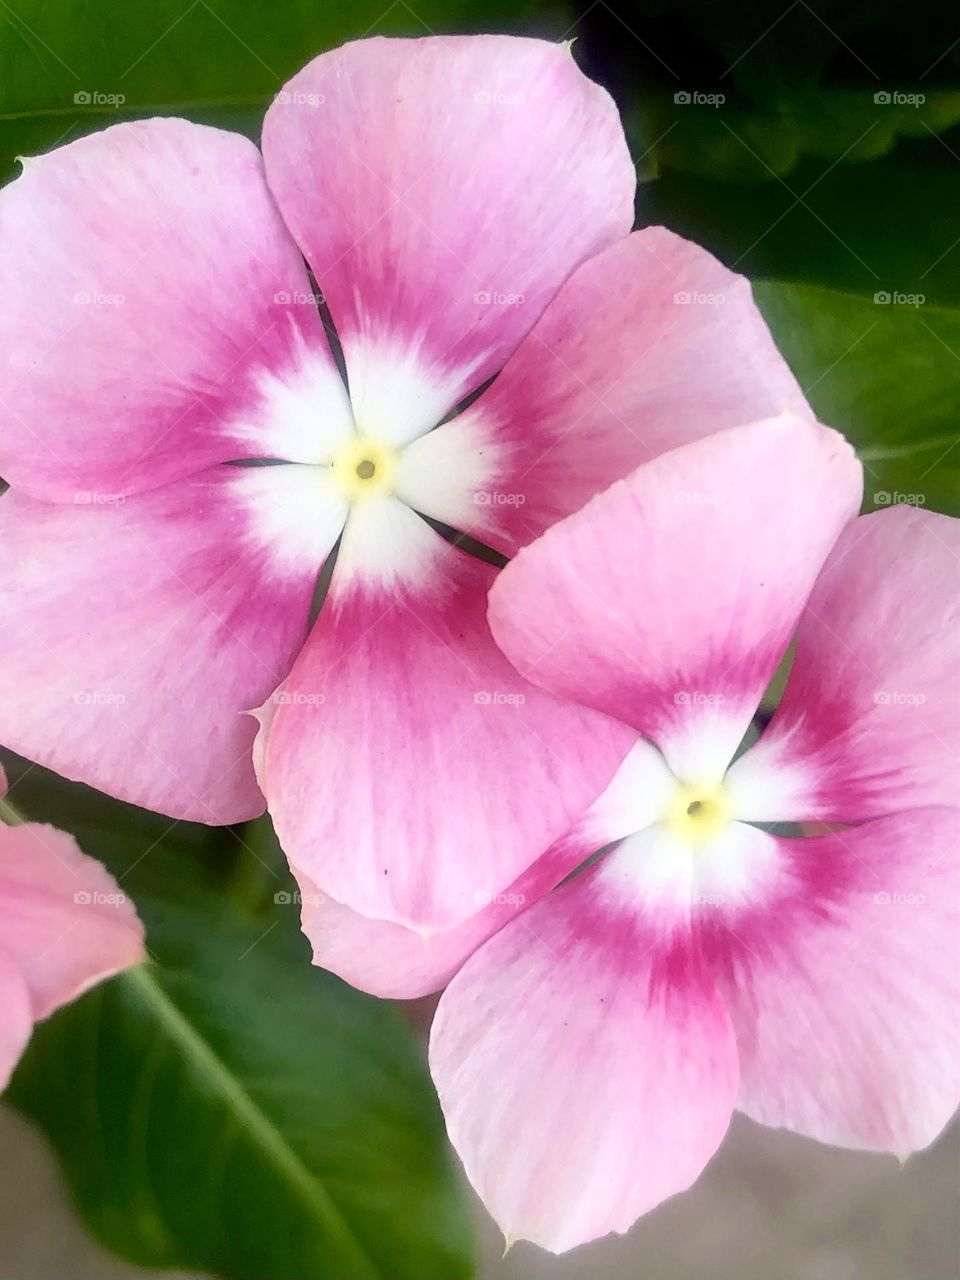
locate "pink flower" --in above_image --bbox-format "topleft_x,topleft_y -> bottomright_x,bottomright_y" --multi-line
427,416 -> 960,1252
0,765 -> 144,1089
1,36 -> 804,934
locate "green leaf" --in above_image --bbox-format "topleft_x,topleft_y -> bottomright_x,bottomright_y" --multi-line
643,142 -> 960,306
755,280 -> 960,516
0,0 -> 532,183
3,759 -> 472,1280
630,89 -> 960,184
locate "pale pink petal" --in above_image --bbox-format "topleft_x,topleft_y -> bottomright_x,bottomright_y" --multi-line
728,507 -> 960,822
298,738 -> 673,997
489,415 -> 862,782
705,809 -> 960,1152
0,949 -> 32,1091
262,36 -> 634,444
294,856 -> 559,1002
0,467 -> 346,823
0,820 -> 145,1021
397,229 -> 810,553
429,840 -> 739,1252
0,119 -> 352,501
259,497 -> 636,932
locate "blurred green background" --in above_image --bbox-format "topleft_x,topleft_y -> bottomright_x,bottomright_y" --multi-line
1,2 -> 958,1278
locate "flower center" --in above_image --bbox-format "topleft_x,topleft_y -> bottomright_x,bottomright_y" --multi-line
332,436 -> 396,501
663,780 -> 732,845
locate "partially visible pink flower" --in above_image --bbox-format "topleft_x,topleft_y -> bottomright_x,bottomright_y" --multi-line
0,765 -> 145,1089
0,36 -> 807,935
428,416 -> 960,1252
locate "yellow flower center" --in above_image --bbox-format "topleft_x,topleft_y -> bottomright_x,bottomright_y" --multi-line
663,781 -> 732,845
332,436 -> 396,501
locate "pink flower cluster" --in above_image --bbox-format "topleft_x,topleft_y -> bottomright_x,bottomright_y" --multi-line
0,34 -> 956,1253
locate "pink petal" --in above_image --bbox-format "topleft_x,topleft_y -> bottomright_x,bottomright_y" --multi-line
295,859 -> 557,1002
259,497 -> 636,932
706,809 -> 960,1152
261,36 -> 634,444
0,467 -> 346,823
0,949 -> 32,1091
0,119 -> 351,502
429,838 -> 739,1252
398,228 -> 811,553
728,506 -> 960,822
488,415 -> 862,783
0,820 -> 145,1022
298,738 -> 673,997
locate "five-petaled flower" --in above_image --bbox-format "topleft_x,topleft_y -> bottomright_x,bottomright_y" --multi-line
0,36 -> 806,935
421,417 -> 959,1252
